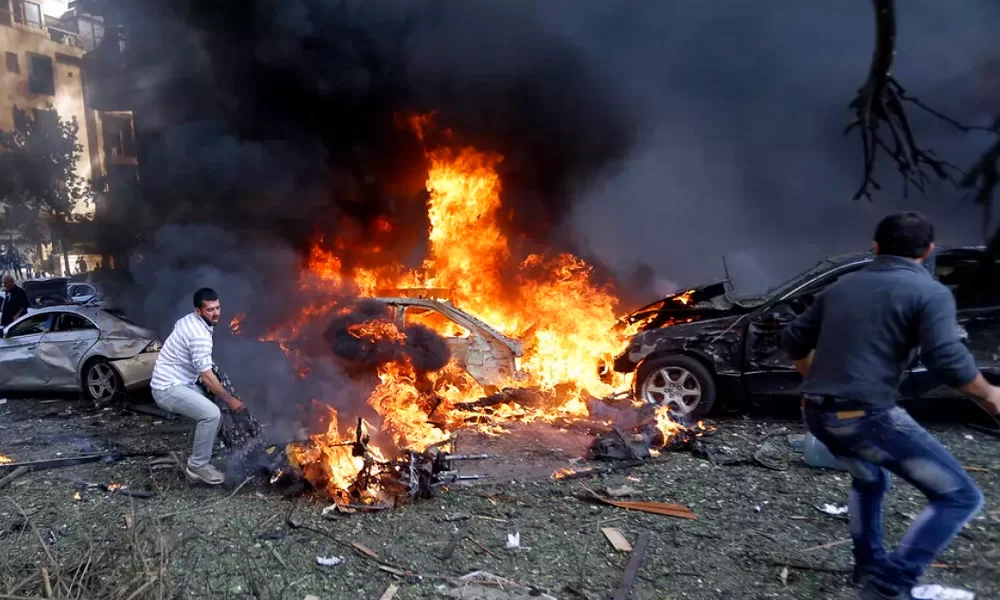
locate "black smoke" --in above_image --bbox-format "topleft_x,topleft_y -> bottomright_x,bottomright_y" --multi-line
324,299 -> 450,373
94,1 -> 998,425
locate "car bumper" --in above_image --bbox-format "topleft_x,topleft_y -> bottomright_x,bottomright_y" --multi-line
110,352 -> 158,390
611,350 -> 637,374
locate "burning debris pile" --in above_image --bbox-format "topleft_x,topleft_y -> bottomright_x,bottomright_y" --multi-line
218,116 -> 708,506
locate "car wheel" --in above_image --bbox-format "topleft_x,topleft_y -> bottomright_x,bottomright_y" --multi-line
633,355 -> 716,420
84,359 -> 122,405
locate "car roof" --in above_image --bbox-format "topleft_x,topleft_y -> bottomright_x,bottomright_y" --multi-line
371,296 -> 522,355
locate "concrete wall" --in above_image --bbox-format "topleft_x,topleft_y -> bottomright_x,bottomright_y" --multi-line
0,13 -> 95,218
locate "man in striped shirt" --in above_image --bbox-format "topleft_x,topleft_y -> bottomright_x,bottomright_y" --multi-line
151,288 -> 244,485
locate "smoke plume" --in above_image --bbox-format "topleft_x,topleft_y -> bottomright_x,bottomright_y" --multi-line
102,1 -> 999,425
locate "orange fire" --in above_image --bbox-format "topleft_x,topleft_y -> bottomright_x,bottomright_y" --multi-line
0,455 -> 13,465
256,115 -> 692,502
674,290 -> 694,305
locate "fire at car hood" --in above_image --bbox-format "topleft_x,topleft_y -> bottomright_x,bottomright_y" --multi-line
621,281 -> 752,333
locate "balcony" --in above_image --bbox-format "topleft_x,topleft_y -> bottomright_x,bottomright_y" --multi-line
0,2 -> 83,48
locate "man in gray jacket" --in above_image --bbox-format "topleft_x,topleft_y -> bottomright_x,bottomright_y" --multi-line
783,212 -> 1000,599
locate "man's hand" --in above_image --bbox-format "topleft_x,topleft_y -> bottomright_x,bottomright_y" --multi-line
958,373 -> 1000,414
224,395 -> 246,413
984,386 -> 1000,415
199,368 -> 245,412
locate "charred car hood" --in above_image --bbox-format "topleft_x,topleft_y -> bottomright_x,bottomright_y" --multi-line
622,281 -> 751,333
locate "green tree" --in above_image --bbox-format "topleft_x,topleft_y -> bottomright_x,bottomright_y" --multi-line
0,106 -> 94,274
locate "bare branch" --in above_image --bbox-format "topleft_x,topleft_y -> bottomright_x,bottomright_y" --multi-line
848,0 -> 984,201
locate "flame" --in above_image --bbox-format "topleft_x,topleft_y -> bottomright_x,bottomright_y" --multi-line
229,313 -> 245,336
73,491 -> 82,501
0,455 -> 13,465
674,290 -> 694,305
259,115 -> 660,501
106,483 -> 123,492
550,468 -> 577,480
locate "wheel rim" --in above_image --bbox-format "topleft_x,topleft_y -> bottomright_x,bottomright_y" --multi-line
640,366 -> 702,416
87,363 -> 117,401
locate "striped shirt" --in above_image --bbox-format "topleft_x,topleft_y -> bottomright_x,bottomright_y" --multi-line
151,312 -> 215,391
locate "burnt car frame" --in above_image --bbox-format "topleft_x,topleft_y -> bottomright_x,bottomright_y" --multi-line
372,296 -> 524,389
611,246 -> 1000,419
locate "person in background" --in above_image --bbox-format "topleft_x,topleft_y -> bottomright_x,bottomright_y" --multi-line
1,275 -> 29,327
782,212 -> 1000,600
150,288 -> 245,485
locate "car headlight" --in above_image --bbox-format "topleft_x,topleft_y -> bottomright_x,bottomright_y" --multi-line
143,340 -> 163,353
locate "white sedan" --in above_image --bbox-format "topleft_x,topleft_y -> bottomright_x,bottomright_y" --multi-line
0,306 -> 161,403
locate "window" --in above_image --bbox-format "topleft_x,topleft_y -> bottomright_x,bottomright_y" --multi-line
5,52 -> 18,74
70,284 -> 96,298
27,53 -> 54,95
54,313 -> 97,332
403,307 -> 470,338
6,314 -> 51,338
12,1 -> 42,28
935,252 -> 1000,310
103,114 -> 137,158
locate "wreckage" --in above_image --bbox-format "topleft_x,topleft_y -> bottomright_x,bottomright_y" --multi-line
611,245 -> 1000,419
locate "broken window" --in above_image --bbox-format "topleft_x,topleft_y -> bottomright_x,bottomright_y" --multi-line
403,307 -> 470,338
6,314 -> 50,337
102,113 -> 137,158
935,253 -> 1000,310
27,53 -> 54,95
5,52 -> 18,74
54,313 -> 97,332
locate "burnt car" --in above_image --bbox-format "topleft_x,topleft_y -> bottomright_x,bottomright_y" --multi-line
611,246 -> 1000,419
373,295 -> 524,388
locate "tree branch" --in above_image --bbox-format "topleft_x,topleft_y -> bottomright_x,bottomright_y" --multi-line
846,0 -> 985,201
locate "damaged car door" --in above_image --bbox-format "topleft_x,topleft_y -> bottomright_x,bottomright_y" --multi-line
741,260 -> 869,396
0,313 -> 54,389
902,249 -> 1000,397
37,311 -> 101,388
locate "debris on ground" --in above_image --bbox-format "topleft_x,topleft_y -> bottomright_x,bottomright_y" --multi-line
315,555 -> 344,567
437,572 -> 556,600
601,528 -> 632,552
820,504 -> 850,516
2,396 -> 997,599
611,531 -> 650,600
577,489 -> 697,520
505,532 -> 520,549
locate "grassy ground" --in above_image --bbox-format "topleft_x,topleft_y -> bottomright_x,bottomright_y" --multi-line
1,396 -> 998,600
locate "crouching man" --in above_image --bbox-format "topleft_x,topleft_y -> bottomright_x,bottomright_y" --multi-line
151,288 -> 245,485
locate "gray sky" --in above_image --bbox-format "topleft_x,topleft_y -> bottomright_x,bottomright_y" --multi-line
547,1 -> 999,294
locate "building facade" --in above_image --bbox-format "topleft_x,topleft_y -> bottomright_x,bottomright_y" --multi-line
0,0 -> 136,276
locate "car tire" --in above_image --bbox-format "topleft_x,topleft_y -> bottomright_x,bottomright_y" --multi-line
633,354 -> 716,421
83,358 -> 123,406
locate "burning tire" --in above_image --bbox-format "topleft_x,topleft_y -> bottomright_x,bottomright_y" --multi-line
633,355 -> 715,420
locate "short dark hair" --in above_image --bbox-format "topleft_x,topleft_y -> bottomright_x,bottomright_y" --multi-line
873,212 -> 935,258
193,288 -> 219,308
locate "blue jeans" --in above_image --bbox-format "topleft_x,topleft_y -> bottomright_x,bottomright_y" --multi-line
802,399 -> 983,589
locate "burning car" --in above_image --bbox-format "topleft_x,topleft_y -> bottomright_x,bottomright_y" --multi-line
0,306 -> 162,403
611,246 -> 1000,419
371,294 -> 524,389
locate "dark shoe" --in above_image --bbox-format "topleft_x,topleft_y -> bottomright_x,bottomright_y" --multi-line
185,463 -> 225,485
859,580 -> 913,600
853,565 -> 877,588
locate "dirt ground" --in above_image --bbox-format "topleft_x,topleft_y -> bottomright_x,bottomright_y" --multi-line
1,395 -> 999,600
